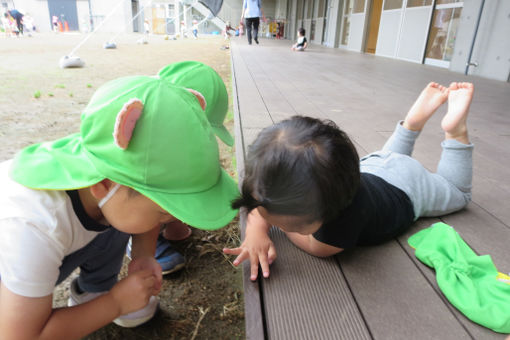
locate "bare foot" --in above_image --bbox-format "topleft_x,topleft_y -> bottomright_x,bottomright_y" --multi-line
162,221 -> 192,241
403,82 -> 449,131
441,82 -> 474,144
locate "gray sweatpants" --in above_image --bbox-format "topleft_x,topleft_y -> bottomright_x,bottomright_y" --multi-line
360,121 -> 473,220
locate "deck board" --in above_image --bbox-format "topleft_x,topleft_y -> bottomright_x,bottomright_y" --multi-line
231,47 -> 266,340
338,238 -> 473,340
231,38 -> 510,340
263,229 -> 371,340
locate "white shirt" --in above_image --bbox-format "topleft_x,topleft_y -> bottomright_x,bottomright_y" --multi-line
243,0 -> 262,18
0,160 -> 99,297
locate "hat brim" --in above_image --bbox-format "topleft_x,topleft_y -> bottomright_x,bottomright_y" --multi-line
137,168 -> 239,230
212,125 -> 234,147
10,134 -> 105,190
11,134 -> 239,231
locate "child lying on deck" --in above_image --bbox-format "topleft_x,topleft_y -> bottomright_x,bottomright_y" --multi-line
224,82 -> 475,281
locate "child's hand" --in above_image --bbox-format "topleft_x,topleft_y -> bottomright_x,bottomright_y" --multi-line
224,208 -> 276,281
109,269 -> 157,315
128,256 -> 163,294
223,230 -> 276,281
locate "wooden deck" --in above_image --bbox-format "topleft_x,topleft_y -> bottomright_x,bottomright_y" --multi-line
230,38 -> 510,340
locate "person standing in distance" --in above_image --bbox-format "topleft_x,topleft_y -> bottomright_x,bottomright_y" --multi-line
7,9 -> 23,36
241,0 -> 264,45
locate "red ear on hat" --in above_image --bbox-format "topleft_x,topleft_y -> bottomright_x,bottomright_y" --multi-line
113,99 -> 143,149
186,88 -> 207,111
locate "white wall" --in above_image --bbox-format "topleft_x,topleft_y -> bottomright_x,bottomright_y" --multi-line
466,0 -> 510,81
303,18 -> 311,41
347,13 -> 365,51
76,0 -> 92,32
396,6 -> 432,63
286,0 -> 297,41
376,9 -> 401,58
275,0 -> 287,19
91,0 -> 133,33
325,0 -> 342,48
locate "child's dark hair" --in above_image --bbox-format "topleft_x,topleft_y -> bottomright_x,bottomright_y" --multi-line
298,27 -> 305,36
232,116 -> 360,223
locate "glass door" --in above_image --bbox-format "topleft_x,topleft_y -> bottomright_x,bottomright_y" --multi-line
322,0 -> 331,44
340,0 -> 354,46
424,1 -> 463,68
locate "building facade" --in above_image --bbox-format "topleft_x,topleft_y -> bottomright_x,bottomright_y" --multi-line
274,0 -> 510,82
3,0 -> 508,81
1,0 -> 225,36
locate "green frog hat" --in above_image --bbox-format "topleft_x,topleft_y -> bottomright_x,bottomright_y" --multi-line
158,61 -> 234,146
9,73 -> 239,230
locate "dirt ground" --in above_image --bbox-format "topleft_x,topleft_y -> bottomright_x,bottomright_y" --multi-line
0,32 -> 244,339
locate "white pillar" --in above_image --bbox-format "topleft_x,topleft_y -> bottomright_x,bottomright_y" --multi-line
183,3 -> 189,37
175,0 -> 181,37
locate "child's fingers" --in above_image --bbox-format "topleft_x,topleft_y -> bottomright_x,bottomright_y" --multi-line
134,269 -> 154,278
153,271 -> 162,291
249,253 -> 259,281
233,250 -> 249,266
267,246 -> 277,265
152,271 -> 162,294
143,275 -> 156,289
259,253 -> 270,278
152,263 -> 163,278
223,247 -> 241,255
145,275 -> 163,295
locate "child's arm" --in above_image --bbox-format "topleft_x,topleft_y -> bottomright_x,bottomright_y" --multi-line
241,0 -> 246,21
284,232 -> 343,257
0,270 -> 157,340
129,226 -> 163,293
223,208 -> 276,281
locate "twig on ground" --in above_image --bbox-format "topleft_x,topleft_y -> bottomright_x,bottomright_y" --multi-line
189,306 -> 210,340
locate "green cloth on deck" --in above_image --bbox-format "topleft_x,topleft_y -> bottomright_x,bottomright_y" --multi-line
408,222 -> 510,333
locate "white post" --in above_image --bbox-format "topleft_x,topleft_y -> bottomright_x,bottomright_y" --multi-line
183,2 -> 189,37
175,0 -> 181,37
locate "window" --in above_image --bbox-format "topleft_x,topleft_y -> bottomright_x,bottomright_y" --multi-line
341,0 -> 353,45
318,0 -> 326,17
306,0 -> 315,19
352,0 -> 365,13
383,0 -> 403,10
425,7 -> 462,61
406,0 -> 432,7
167,4 -> 175,18
436,0 -> 463,4
344,0 -> 353,15
297,0 -> 304,21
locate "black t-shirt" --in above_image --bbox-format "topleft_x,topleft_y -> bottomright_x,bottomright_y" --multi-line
296,36 -> 307,47
312,173 -> 415,249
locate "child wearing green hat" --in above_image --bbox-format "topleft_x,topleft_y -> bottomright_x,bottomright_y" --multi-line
146,61 -> 235,274
0,71 -> 238,338
225,82 -> 474,281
